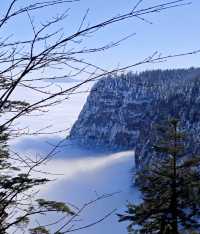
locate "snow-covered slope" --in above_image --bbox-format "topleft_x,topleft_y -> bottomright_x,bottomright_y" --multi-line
70,68 -> 200,168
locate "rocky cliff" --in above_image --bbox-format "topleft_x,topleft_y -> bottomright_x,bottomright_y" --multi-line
70,68 -> 200,168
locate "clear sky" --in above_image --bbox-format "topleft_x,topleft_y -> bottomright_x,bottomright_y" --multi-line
1,0 -> 200,74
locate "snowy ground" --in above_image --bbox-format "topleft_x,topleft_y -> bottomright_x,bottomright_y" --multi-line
10,81 -> 140,234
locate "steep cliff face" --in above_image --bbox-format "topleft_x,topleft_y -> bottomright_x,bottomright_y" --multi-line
70,68 -> 200,168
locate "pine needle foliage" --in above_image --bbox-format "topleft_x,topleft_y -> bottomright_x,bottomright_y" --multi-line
118,119 -> 200,234
0,126 -> 74,233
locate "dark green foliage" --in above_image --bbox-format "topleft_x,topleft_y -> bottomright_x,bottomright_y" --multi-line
29,226 -> 50,234
0,81 -> 75,234
0,127 -> 75,233
119,119 -> 200,234
36,199 -> 75,215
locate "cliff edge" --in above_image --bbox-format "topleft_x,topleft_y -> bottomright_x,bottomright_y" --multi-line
70,68 -> 200,168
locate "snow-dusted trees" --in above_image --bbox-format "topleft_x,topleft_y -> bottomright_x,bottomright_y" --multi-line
0,0 -> 199,233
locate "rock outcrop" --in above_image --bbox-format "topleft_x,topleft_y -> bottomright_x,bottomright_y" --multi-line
70,68 -> 200,168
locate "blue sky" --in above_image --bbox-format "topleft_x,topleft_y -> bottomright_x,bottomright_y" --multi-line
2,0 -> 200,73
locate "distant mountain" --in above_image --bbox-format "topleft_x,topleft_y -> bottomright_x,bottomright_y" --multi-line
44,77 -> 83,83
70,68 -> 200,168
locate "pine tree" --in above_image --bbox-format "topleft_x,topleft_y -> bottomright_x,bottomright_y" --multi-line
118,119 -> 200,234
0,121 -> 74,233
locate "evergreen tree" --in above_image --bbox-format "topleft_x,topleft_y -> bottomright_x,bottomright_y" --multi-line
0,125 -> 75,233
0,99 -> 74,233
0,0 -> 197,233
118,119 -> 200,234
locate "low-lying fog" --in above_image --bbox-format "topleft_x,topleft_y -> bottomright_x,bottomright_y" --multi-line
10,81 -> 140,234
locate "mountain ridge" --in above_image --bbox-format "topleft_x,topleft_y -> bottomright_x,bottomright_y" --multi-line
70,67 -> 200,168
